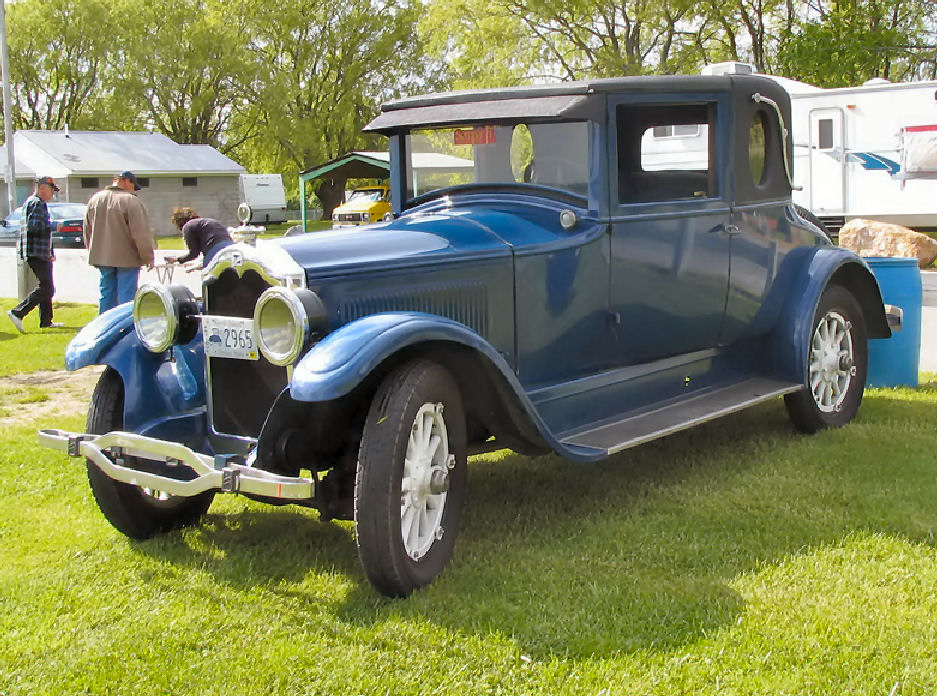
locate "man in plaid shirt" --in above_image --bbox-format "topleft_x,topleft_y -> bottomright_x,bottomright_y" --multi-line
7,176 -> 62,332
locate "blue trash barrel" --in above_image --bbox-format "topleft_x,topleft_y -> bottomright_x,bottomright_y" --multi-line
866,256 -> 922,388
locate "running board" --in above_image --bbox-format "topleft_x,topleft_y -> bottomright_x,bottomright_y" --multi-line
559,378 -> 801,456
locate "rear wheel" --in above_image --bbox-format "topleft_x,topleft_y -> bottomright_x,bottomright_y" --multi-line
784,285 -> 867,433
354,360 -> 467,597
85,367 -> 214,539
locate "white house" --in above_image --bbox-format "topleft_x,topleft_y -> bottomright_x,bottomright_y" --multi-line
0,130 -> 245,236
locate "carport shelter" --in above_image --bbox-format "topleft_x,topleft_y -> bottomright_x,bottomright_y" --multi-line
299,151 -> 474,232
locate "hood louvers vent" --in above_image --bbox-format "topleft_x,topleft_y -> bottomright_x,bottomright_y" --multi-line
341,281 -> 490,337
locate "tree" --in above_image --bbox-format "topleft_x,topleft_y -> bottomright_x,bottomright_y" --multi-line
107,0 -> 258,150
775,0 -> 932,85
5,0 -> 115,130
227,0 -> 442,215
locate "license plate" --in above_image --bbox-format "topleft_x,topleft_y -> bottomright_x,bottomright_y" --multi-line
202,316 -> 258,360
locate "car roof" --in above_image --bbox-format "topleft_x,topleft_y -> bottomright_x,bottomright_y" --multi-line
364,74 -> 783,133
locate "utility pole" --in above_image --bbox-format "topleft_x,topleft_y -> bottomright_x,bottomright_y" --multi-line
0,0 -> 14,215
0,0 -> 26,300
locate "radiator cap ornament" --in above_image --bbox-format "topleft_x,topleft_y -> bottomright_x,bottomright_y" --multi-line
229,202 -> 265,246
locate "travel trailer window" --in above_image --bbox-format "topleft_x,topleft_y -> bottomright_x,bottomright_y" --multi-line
818,119 -> 834,150
652,124 -> 701,139
615,103 -> 716,204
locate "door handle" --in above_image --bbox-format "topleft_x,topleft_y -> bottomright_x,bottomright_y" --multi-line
708,223 -> 740,236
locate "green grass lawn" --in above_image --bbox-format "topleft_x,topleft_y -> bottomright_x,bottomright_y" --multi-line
0,300 -> 98,376
2,311 -> 937,694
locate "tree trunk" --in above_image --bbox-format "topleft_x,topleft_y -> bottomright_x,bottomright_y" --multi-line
316,177 -> 347,220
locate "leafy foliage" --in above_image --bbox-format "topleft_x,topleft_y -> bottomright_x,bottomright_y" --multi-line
2,0 -> 937,209
776,0 -> 935,85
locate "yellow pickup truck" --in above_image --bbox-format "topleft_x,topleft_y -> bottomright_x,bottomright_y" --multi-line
331,185 -> 391,226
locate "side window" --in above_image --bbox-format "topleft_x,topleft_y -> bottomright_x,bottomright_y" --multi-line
616,103 -> 716,204
749,112 -> 768,186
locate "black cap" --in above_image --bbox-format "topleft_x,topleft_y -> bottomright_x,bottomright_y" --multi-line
119,170 -> 141,191
36,176 -> 60,192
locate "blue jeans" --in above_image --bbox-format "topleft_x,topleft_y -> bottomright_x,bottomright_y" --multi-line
204,239 -> 233,265
98,266 -> 140,314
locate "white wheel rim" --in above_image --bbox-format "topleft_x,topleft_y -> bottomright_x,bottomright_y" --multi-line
400,402 -> 452,561
808,309 -> 856,413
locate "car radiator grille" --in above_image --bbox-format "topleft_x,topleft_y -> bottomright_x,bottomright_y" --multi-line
204,267 -> 288,438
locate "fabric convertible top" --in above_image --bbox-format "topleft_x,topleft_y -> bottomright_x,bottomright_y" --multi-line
363,74 -> 765,134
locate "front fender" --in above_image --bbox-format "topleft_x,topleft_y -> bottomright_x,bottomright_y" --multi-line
291,312 -> 505,402
64,304 -> 208,446
290,312 -> 605,461
65,303 -> 135,370
769,247 -> 887,384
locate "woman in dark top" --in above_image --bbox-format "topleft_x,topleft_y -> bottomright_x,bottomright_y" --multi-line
166,207 -> 234,267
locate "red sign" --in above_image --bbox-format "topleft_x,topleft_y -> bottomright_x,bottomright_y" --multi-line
454,126 -> 496,146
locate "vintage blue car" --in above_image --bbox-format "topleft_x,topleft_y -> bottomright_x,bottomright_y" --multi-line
41,74 -> 899,597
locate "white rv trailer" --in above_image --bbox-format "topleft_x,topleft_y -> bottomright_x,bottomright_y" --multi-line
703,62 -> 937,232
238,173 -> 288,224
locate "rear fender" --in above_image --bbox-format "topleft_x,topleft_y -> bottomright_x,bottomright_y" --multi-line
770,248 -> 888,384
65,304 -> 208,443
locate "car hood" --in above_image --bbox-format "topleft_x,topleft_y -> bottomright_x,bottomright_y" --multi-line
335,201 -> 381,213
275,211 -> 513,276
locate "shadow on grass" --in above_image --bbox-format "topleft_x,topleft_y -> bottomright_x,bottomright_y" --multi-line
130,505 -> 362,588
125,387 -> 937,660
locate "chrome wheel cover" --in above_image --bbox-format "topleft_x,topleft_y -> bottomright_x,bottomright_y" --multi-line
400,402 -> 454,561
808,310 -> 856,413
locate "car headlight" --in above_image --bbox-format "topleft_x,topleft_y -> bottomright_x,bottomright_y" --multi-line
332,213 -> 339,221
133,284 -> 199,353
360,212 -> 370,221
254,287 -> 328,366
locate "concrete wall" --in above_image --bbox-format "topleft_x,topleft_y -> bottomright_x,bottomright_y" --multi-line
59,174 -> 242,238
0,247 -> 201,304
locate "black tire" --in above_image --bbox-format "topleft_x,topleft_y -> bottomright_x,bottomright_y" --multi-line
354,360 -> 467,597
784,285 -> 867,433
794,204 -> 833,242
85,367 -> 214,539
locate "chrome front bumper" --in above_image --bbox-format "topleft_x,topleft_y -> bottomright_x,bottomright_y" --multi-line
38,429 -> 314,501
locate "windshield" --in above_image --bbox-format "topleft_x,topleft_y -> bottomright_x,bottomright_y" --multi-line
405,121 -> 590,203
347,189 -> 386,203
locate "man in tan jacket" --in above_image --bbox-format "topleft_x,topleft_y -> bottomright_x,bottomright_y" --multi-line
83,171 -> 155,313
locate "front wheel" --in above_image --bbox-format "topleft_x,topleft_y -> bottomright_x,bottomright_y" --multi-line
85,367 -> 215,539
784,285 -> 868,433
354,360 -> 467,597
